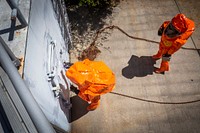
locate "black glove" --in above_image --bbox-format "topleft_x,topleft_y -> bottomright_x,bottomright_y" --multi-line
70,85 -> 80,95
162,53 -> 171,61
158,26 -> 164,36
163,53 -> 171,57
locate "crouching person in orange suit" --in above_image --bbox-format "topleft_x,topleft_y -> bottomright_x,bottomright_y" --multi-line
66,59 -> 115,111
153,14 -> 195,74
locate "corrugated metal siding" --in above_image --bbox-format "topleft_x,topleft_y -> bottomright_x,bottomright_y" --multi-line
0,122 -> 4,133
0,101 -> 13,133
0,67 -> 38,133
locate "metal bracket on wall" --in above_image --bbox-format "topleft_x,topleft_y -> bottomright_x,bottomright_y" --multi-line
47,40 -> 56,82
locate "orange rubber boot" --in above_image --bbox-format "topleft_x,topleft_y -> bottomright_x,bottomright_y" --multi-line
154,61 -> 169,74
87,101 -> 100,111
87,96 -> 100,111
152,51 -> 162,60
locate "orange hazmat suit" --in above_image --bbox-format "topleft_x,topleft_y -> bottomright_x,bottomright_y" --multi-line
153,14 -> 195,73
66,59 -> 115,110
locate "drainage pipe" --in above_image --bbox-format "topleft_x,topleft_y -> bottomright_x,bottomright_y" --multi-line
0,41 -> 56,133
0,36 -> 20,68
6,0 -> 28,27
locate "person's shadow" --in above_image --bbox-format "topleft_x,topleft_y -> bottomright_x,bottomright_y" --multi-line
59,94 -> 89,123
122,55 -> 156,79
58,82 -> 89,123
69,95 -> 89,123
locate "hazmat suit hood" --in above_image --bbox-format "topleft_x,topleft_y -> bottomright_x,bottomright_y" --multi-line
171,14 -> 188,33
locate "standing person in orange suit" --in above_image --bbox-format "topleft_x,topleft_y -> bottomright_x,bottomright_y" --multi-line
153,14 -> 195,74
66,59 -> 115,111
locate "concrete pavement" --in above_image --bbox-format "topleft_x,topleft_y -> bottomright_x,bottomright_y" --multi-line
71,0 -> 200,133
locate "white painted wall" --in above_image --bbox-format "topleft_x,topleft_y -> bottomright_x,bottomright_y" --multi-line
23,0 -> 70,131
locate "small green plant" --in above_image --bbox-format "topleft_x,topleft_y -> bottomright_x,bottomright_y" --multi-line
65,0 -> 117,7
79,0 -> 106,6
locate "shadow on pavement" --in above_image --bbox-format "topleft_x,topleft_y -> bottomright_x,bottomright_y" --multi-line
58,90 -> 89,123
122,55 -> 156,79
69,95 -> 89,123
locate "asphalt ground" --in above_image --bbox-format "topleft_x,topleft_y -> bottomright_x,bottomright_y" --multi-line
70,0 -> 200,133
